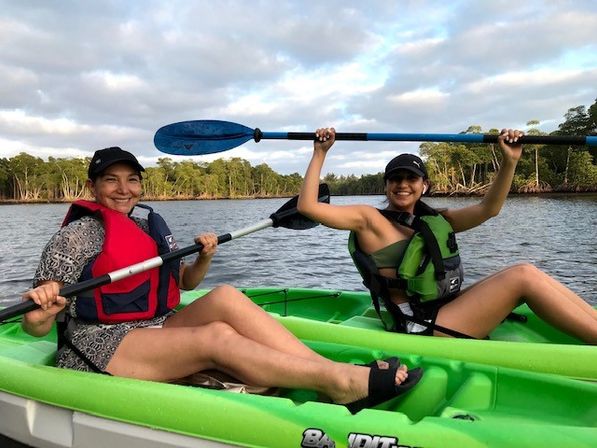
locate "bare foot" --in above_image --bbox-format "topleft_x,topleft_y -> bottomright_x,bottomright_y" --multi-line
331,364 -> 409,405
374,359 -> 389,369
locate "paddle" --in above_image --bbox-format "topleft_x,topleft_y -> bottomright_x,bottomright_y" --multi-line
153,119 -> 597,156
0,184 -> 330,323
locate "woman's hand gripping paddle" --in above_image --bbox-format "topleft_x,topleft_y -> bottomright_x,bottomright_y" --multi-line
0,184 -> 330,322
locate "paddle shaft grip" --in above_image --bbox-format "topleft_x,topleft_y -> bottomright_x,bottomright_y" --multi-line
0,277 -> 111,321
260,131 -> 595,146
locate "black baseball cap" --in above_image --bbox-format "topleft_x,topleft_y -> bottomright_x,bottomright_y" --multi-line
88,147 -> 145,179
384,153 -> 427,180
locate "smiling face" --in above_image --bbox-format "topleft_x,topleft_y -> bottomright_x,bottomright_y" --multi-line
385,169 -> 428,213
87,162 -> 142,214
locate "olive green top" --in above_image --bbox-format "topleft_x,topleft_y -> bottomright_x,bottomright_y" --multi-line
370,240 -> 409,269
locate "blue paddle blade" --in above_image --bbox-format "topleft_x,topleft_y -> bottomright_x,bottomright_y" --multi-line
154,120 -> 255,155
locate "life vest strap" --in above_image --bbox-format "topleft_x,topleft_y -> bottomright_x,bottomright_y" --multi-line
378,209 -> 415,227
414,218 -> 446,280
361,266 -> 475,338
369,290 -> 476,338
57,315 -> 112,375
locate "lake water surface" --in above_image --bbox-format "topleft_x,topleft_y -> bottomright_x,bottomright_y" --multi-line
0,194 -> 595,307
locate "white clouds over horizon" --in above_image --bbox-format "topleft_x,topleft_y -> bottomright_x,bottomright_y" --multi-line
0,0 -> 595,176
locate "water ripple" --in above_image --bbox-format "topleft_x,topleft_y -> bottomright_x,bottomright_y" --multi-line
1,195 -> 595,308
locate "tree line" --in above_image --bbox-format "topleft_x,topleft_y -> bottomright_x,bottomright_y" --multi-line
326,99 -> 597,195
1,99 -> 595,202
0,155 -> 304,201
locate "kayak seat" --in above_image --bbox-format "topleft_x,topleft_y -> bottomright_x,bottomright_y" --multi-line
400,367 -> 496,422
394,365 -> 448,421
0,340 -> 56,366
0,324 -> 56,366
341,315 -> 385,330
340,307 -> 390,330
443,372 -> 493,410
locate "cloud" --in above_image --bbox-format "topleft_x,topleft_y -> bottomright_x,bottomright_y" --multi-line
0,1 -> 595,176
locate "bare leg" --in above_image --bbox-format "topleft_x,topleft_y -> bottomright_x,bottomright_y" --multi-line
461,265 -> 596,318
105,322 -> 409,405
435,264 -> 597,343
165,285 -> 328,362
534,269 -> 597,317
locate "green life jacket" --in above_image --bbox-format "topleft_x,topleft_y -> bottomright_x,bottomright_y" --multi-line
396,213 -> 463,302
348,201 -> 469,337
349,202 -> 463,302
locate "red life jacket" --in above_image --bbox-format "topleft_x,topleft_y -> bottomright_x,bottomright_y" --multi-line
62,200 -> 180,323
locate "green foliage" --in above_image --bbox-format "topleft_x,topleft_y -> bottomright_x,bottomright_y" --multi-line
143,167 -> 173,199
1,100 -> 595,201
0,155 -> 305,201
567,151 -> 597,188
47,157 -> 89,200
6,152 -> 48,200
410,101 -> 596,194
0,158 -> 10,199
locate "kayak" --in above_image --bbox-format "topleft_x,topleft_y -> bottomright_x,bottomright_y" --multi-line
1,319 -> 596,448
184,287 -> 597,381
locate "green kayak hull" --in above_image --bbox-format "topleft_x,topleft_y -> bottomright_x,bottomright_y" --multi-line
1,321 -> 597,447
184,287 -> 597,381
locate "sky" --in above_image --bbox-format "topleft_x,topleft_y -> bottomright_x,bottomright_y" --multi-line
0,0 -> 596,176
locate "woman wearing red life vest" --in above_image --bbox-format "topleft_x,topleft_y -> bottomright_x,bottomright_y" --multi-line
21,146 -> 422,414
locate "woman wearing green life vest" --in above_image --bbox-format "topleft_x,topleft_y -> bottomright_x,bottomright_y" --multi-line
298,128 -> 597,343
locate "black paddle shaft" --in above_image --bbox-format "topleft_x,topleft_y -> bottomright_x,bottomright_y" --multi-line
0,237 -> 223,322
254,129 -> 368,142
254,129 -> 590,145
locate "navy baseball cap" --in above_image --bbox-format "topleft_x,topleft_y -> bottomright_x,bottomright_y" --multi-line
88,147 -> 145,179
384,153 -> 427,180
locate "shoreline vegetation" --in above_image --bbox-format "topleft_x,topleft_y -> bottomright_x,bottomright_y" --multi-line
1,101 -> 595,204
2,189 -> 596,206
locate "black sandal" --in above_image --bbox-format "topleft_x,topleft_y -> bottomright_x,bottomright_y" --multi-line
345,366 -> 423,414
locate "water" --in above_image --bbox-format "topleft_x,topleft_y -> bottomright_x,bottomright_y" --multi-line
0,194 -> 595,308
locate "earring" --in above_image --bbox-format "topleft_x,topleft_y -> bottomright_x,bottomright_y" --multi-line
422,186 -> 428,194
